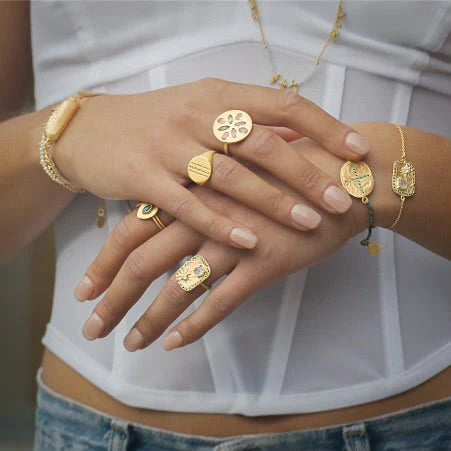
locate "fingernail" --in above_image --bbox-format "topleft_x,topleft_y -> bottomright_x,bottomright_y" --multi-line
323,186 -> 352,213
82,312 -> 104,341
124,328 -> 146,352
290,204 -> 322,230
345,132 -> 370,156
162,330 -> 183,351
74,276 -> 94,302
230,227 -> 258,249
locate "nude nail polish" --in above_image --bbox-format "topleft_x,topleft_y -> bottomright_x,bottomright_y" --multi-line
162,330 -> 183,351
230,228 -> 258,249
74,276 -> 94,301
323,186 -> 353,213
291,204 -> 322,230
124,328 -> 146,352
82,312 -> 105,341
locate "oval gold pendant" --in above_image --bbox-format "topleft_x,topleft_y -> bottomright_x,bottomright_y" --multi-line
340,161 -> 375,199
213,110 -> 252,144
137,203 -> 159,220
188,151 -> 215,185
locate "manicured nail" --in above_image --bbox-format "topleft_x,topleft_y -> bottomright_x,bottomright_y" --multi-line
124,328 -> 146,352
323,186 -> 352,213
82,312 -> 104,341
345,132 -> 370,156
230,227 -> 258,249
162,330 -> 183,351
74,276 -> 94,302
290,204 -> 322,230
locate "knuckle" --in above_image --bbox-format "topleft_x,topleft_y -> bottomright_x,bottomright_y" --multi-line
172,196 -> 194,218
213,158 -> 240,183
165,279 -> 187,306
251,128 -> 279,158
124,249 -> 148,282
111,217 -> 131,250
95,298 -> 118,325
208,291 -> 231,315
300,165 -> 323,192
277,88 -> 303,115
268,189 -> 288,215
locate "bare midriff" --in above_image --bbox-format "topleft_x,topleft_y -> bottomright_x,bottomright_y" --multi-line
41,348 -> 451,438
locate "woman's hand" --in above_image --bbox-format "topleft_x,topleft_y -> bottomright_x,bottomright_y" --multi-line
76,138 -> 369,350
54,78 -> 369,249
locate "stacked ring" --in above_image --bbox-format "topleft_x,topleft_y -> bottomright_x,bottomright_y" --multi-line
176,255 -> 211,292
187,150 -> 216,186
212,109 -> 253,155
136,203 -> 166,230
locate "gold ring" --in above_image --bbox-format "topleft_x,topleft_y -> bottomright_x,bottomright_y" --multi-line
136,203 -> 166,230
176,255 -> 211,292
212,110 -> 253,155
187,150 -> 216,185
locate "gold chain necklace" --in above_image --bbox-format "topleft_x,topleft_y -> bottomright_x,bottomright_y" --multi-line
248,0 -> 345,92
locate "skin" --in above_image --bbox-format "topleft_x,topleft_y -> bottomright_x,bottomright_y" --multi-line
78,123 -> 451,352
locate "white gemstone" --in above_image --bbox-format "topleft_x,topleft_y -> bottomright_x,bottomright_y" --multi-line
194,266 -> 205,277
397,177 -> 408,189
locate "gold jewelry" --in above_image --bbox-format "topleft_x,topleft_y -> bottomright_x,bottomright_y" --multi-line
388,124 -> 416,229
39,91 -> 103,192
340,160 -> 381,256
212,110 -> 253,155
188,150 -> 216,185
249,0 -> 345,92
136,203 -> 166,230
176,255 -> 212,292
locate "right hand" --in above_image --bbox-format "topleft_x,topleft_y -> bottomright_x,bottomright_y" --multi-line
54,77 -> 370,249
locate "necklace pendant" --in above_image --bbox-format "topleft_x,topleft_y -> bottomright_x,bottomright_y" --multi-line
280,79 -> 288,89
269,73 -> 280,84
290,80 -> 299,93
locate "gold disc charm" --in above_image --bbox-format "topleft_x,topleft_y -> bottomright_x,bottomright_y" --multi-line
137,203 -> 159,220
213,110 -> 253,148
188,151 -> 216,185
368,242 -> 382,256
340,161 -> 375,199
176,255 -> 212,292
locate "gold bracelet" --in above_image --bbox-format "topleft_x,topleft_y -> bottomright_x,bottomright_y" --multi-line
387,124 -> 416,229
39,91 -> 103,193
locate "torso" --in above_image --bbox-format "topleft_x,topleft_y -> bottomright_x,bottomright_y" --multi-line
42,348 -> 451,437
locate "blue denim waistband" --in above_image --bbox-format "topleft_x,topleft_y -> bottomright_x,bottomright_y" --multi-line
34,367 -> 451,450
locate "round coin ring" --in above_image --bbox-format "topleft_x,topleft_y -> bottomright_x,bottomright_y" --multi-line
213,110 -> 253,154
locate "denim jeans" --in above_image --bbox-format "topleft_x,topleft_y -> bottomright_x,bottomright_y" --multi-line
34,368 -> 451,451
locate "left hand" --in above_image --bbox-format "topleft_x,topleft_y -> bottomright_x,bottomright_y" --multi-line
76,138 -> 370,351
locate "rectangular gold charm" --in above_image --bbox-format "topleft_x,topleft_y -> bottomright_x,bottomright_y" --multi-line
45,96 -> 81,142
392,160 -> 415,197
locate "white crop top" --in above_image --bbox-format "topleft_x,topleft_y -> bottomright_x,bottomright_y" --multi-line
31,1 -> 451,416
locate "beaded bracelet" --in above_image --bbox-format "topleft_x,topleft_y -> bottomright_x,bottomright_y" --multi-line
39,91 -> 103,193
340,160 -> 381,256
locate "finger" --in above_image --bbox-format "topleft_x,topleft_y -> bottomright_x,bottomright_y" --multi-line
123,245 -> 238,352
75,206 -> 174,302
263,125 -> 304,142
81,222 -> 201,341
222,125 -> 353,214
205,78 -> 370,159
145,180 -> 259,249
207,153 -> 322,229
162,265 -> 262,350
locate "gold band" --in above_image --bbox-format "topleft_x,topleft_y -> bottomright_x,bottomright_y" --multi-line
176,255 -> 211,292
213,110 -> 253,155
187,150 -> 216,185
40,91 -> 103,193
388,124 -> 416,229
136,203 -> 166,230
